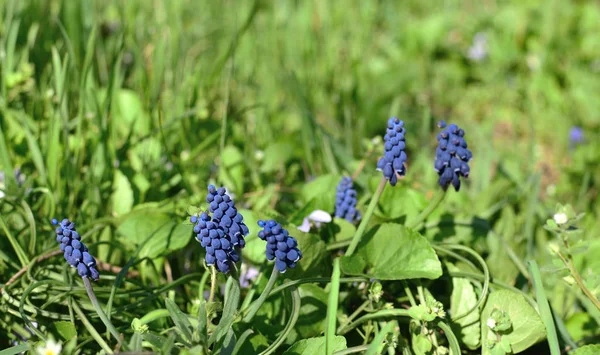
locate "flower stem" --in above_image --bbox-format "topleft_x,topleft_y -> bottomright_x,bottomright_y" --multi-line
346,176 -> 387,256
258,287 -> 301,355
243,266 -> 279,322
209,266 -> 217,303
559,251 -> 600,311
408,189 -> 446,229
83,277 -> 122,344
72,301 -> 114,354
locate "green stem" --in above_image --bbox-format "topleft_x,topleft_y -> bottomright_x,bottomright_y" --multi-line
0,214 -> 29,267
338,309 -> 411,335
408,189 -> 446,229
337,299 -> 371,333
436,321 -> 461,355
346,176 -> 387,256
366,321 -> 395,355
333,345 -> 369,355
326,258 -> 341,355
402,281 -> 418,307
243,266 -> 279,322
72,301 -> 114,354
83,277 -> 122,344
258,288 -> 301,355
528,260 -> 561,355
565,255 -> 600,312
209,266 -> 217,303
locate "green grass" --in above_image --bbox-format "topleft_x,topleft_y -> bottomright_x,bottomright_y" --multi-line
1,0 -> 600,353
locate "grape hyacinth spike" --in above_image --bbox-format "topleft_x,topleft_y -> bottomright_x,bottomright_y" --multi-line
191,212 -> 241,273
376,117 -> 407,186
434,121 -> 472,191
257,220 -> 302,273
334,176 -> 361,223
52,218 -> 100,281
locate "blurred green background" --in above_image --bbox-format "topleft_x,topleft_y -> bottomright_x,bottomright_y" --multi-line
1,0 -> 600,349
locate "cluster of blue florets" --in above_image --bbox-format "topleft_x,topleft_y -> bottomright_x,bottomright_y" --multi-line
257,220 -> 302,273
190,185 -> 249,273
434,121 -> 472,191
52,218 -> 99,281
376,117 -> 407,186
334,176 -> 361,223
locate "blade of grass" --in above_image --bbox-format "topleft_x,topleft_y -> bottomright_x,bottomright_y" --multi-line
528,260 -> 561,355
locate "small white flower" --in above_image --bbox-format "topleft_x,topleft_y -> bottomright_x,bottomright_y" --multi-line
296,210 -> 332,232
486,318 -> 496,330
36,339 -> 62,355
553,213 -> 568,225
308,210 -> 332,223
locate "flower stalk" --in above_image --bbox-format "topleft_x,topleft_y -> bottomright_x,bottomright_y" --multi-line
345,176 -> 387,256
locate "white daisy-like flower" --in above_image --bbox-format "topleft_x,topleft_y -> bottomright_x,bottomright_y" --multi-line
486,318 -> 496,330
36,339 -> 62,355
553,212 -> 568,225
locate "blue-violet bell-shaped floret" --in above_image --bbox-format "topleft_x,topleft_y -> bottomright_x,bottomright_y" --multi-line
334,176 -> 361,223
52,218 -> 99,281
206,185 -> 249,248
376,117 -> 407,186
190,211 -> 241,273
434,121 -> 472,191
257,220 -> 302,273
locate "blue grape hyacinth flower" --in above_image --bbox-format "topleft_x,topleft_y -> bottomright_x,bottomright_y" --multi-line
334,176 -> 361,223
191,212 -> 241,273
434,121 -> 472,191
376,117 -> 407,186
257,220 -> 302,273
206,185 -> 249,247
52,218 -> 99,281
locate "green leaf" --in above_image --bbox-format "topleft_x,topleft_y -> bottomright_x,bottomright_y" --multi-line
0,343 -> 30,355
197,299 -> 208,345
412,333 -> 433,355
448,264 -> 480,349
236,209 -> 265,264
285,231 -> 330,278
54,321 -> 77,341
165,298 -> 194,343
333,217 -> 356,242
571,345 -> 600,355
112,170 -> 134,216
408,305 -> 437,322
481,290 -> 546,354
117,207 -> 191,258
296,284 -> 328,338
282,336 -> 347,354
301,174 -> 341,213
142,332 -> 169,350
128,332 -> 143,352
220,145 -> 245,194
340,224 -> 442,280
374,178 -> 427,221
210,275 -> 241,346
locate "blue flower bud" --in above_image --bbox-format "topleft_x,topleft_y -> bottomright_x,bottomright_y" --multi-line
334,177 -> 362,223
434,122 -> 472,191
257,220 -> 302,273
53,218 -> 100,281
377,117 -> 408,186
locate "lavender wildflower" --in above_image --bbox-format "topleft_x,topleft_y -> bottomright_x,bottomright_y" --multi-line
52,218 -> 99,281
569,126 -> 584,147
434,121 -> 472,191
334,177 -> 361,223
376,117 -> 407,186
258,220 -> 302,273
